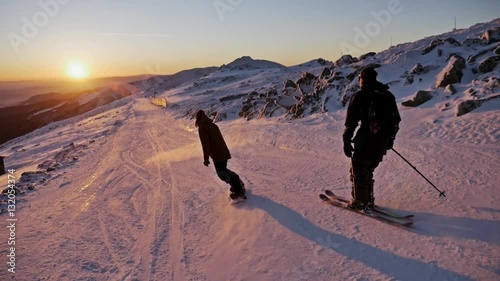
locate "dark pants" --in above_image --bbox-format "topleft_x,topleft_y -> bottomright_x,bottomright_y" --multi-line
0,156 -> 4,176
214,160 -> 245,194
350,157 -> 380,204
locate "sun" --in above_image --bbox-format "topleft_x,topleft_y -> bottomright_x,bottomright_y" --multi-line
66,61 -> 89,80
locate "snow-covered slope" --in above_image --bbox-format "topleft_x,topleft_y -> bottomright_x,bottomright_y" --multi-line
0,20 -> 499,281
132,66 -> 218,97
155,19 -> 500,123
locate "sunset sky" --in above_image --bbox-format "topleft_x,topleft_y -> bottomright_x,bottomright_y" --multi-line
1,0 -> 499,81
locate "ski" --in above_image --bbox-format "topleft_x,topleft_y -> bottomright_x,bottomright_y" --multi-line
324,190 -> 414,220
319,194 -> 413,228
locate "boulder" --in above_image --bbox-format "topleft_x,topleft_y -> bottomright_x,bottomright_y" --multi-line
404,75 -> 414,85
402,91 -> 433,107
284,79 -> 296,89
480,29 -> 500,45
456,94 -> 500,116
296,72 -> 316,84
296,72 -> 316,95
410,63 -> 427,75
467,51 -> 484,64
444,37 -> 461,46
456,100 -> 482,116
359,52 -> 376,60
319,67 -> 332,79
422,39 -> 444,55
435,55 -> 466,88
276,95 -> 297,110
444,84 -> 457,95
478,56 -> 500,73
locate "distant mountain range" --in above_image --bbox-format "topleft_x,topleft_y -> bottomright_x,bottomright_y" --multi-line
0,75 -> 153,108
0,68 -> 217,145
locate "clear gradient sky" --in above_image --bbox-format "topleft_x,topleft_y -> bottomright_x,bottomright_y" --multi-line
1,0 -> 499,81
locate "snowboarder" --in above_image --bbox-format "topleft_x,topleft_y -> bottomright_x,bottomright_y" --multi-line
195,110 -> 246,199
342,67 -> 401,210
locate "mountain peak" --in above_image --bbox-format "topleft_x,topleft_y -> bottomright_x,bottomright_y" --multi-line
221,56 -> 285,71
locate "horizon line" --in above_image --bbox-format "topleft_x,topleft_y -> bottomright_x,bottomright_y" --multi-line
95,32 -> 175,37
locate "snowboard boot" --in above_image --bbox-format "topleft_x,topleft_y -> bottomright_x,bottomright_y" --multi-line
229,193 -> 247,200
229,186 -> 247,200
230,187 -> 246,195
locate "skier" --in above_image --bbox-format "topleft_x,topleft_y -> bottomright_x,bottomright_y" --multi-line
195,110 -> 246,199
342,67 -> 401,210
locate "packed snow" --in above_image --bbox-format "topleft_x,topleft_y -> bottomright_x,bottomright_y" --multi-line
0,20 -> 499,281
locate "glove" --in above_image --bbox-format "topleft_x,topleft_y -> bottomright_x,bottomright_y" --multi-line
342,127 -> 354,158
343,142 -> 353,158
203,160 -> 210,167
387,138 -> 395,150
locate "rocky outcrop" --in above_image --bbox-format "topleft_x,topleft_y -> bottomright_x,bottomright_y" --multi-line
402,91 -> 433,107
422,38 -> 462,55
410,63 -> 427,75
346,63 -> 382,81
335,55 -> 356,66
422,39 -> 444,55
284,79 -> 296,89
296,72 -> 316,84
296,72 -> 316,95
478,56 -> 500,73
456,94 -> 500,116
359,52 -> 376,60
316,58 -> 330,66
462,38 -> 481,46
445,84 -> 457,95
444,37 -> 461,46
480,28 -> 500,45
319,68 -> 332,79
238,68 -> 335,120
435,55 -> 466,88
402,63 -> 438,85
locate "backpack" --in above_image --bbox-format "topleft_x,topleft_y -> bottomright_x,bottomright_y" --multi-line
367,89 -> 397,137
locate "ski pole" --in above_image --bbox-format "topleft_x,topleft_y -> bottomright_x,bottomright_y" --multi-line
391,148 -> 446,198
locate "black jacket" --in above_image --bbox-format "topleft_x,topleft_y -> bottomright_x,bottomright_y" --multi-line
343,82 -> 401,160
197,115 -> 231,163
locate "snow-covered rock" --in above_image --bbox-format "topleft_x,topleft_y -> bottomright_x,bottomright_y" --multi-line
435,55 -> 466,88
480,28 -> 500,44
456,94 -> 500,116
402,90 -> 433,107
478,55 -> 500,73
